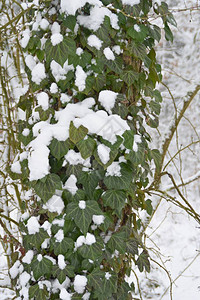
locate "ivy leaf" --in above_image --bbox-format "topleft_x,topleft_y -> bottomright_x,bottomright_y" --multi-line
102,190 -> 127,217
117,282 -> 132,300
136,250 -> 150,273
78,237 -> 104,260
123,130 -> 134,150
52,264 -> 75,283
23,229 -> 49,251
104,163 -> 133,190
107,231 -> 127,254
126,238 -> 139,256
127,24 -> 148,42
69,121 -> 88,144
45,36 -> 76,67
151,149 -> 162,170
126,41 -> 147,60
29,284 -> 49,300
32,174 -> 62,202
31,257 -> 53,280
145,199 -> 153,215
77,137 -> 96,159
52,237 -> 74,256
88,267 -> 104,291
120,70 -> 139,86
164,23 -> 173,42
78,171 -> 100,198
101,271 -> 118,295
49,138 -> 69,160
63,15 -> 76,31
66,200 -> 102,234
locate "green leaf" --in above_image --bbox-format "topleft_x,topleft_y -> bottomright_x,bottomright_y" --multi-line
23,229 -> 49,251
117,282 -> 132,300
107,231 -> 127,254
102,190 -> 127,217
101,271 -> 118,295
151,149 -> 162,170
120,70 -> 139,86
126,41 -> 147,60
33,174 -> 62,202
145,199 -> 153,215
88,267 -> 104,291
52,237 -> 74,256
78,237 -> 104,260
52,264 -> 75,283
45,36 -> 76,67
127,24 -> 148,42
123,130 -> 134,150
77,137 -> 96,159
136,250 -> 150,273
66,200 -> 102,234
29,284 -> 49,300
31,256 -> 53,280
78,171 -> 100,198
164,23 -> 173,42
148,25 -> 161,42
104,163 -> 133,190
63,15 -> 76,31
149,100 -> 161,115
126,238 -> 138,256
69,121 -> 88,144
49,138 -> 69,160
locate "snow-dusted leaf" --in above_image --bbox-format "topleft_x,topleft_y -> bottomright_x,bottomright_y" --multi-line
33,174 -> 62,202
29,284 -> 48,300
102,190 -> 126,217
31,257 -> 53,280
126,238 -> 138,256
77,137 -> 96,159
52,237 -> 74,256
66,200 -> 102,234
45,36 -> 76,67
23,229 -> 49,251
69,121 -> 88,144
107,231 -> 127,254
104,163 -> 133,190
52,264 -> 74,283
78,237 -> 104,260
49,138 -> 69,160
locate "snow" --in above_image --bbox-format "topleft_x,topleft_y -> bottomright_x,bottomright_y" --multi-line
31,63 -> 46,85
55,229 -> 64,242
97,144 -> 110,164
28,144 -> 50,181
121,0 -> 140,5
25,55 -> 36,70
43,195 -> 64,214
79,200 -> 86,210
51,22 -> 61,34
106,161 -> 121,177
74,275 -> 87,294
112,45 -> 121,55
92,215 -> 105,225
98,90 -> 118,114
87,35 -> 102,50
27,216 -> 40,234
78,6 -> 119,31
50,82 -> 58,94
60,0 -> 101,15
21,29 -> 30,48
22,250 -> 34,264
40,19 -> 49,30
75,233 -> 96,249
60,93 -> 71,104
22,128 -> 30,136
83,292 -> 91,300
9,261 -> 23,279
58,255 -> 66,270
37,254 -> 42,262
134,24 -> 140,32
11,161 -> 21,174
50,60 -> 74,82
75,66 -> 87,91
85,233 -> 96,245
103,47 -> 115,61
65,150 -> 85,165
76,47 -> 83,56
51,33 -> 63,46
63,175 -> 78,195
105,272 -> 111,280
37,92 -> 49,110
133,134 -> 141,152
60,288 -> 72,300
